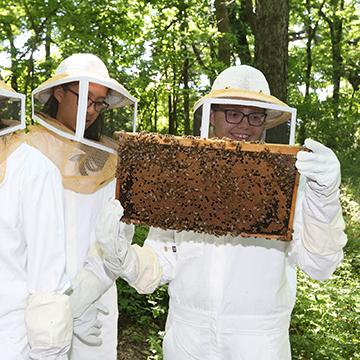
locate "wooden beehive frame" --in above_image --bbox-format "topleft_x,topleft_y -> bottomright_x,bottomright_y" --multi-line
115,132 -> 301,241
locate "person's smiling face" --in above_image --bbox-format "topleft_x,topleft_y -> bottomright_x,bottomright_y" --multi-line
210,104 -> 266,141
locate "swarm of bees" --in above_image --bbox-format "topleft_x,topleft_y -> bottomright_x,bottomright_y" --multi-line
115,131 -> 301,241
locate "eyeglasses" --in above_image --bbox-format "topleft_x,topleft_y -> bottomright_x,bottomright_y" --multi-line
66,88 -> 109,113
213,108 -> 267,127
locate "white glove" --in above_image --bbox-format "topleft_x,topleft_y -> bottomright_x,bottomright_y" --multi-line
25,293 -> 72,359
73,301 -> 109,346
295,139 -> 347,255
95,199 -> 136,281
296,138 -> 341,198
68,267 -> 112,319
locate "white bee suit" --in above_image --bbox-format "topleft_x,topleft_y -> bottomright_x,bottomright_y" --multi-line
64,181 -> 118,360
25,125 -> 118,359
0,143 -> 71,359
29,52 -> 138,359
142,176 -> 346,360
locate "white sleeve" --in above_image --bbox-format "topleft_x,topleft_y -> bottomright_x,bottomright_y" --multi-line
22,162 -> 72,358
288,176 -> 347,281
25,293 -> 72,360
144,227 -> 178,285
23,165 -> 69,294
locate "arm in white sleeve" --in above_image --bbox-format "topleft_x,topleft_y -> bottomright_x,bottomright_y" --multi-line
294,138 -> 347,253
22,162 -> 72,359
142,227 -> 178,287
301,184 -> 347,256
65,246 -> 114,347
95,200 -> 164,294
288,176 -> 347,281
25,293 -> 72,360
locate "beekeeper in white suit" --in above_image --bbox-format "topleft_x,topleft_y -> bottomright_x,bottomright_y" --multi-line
27,53 -> 137,359
0,80 -> 72,359
96,65 -> 347,359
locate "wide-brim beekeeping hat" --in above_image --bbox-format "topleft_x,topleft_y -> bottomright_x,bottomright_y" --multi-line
194,65 -> 292,130
32,53 -> 138,154
33,53 -> 135,109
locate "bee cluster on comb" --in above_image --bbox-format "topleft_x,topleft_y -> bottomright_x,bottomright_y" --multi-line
115,132 -> 301,241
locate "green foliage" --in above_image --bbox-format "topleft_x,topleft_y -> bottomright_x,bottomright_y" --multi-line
117,226 -> 152,323
291,255 -> 359,359
117,225 -> 167,358
0,1 -> 358,358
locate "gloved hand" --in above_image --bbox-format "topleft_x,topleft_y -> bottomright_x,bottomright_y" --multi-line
95,199 -> 136,281
73,301 -> 109,346
68,267 -> 112,320
296,138 -> 341,197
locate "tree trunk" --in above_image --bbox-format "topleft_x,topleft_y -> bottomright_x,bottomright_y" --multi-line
228,0 -> 253,65
320,0 -> 344,120
182,56 -> 190,135
168,93 -> 175,135
44,22 -> 52,77
4,24 -> 19,91
154,92 -> 158,132
254,0 -> 289,144
179,2 -> 190,135
214,0 -> 231,68
329,3 -> 343,119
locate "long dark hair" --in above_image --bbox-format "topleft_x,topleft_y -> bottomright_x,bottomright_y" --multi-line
84,113 -> 103,142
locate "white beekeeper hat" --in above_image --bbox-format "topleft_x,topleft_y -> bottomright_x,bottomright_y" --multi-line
194,65 -> 297,144
32,53 -> 138,153
34,53 -> 135,109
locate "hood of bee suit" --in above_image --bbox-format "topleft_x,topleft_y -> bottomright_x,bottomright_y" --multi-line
0,80 -> 26,136
194,65 -> 292,130
32,53 -> 138,154
0,132 -> 25,184
25,124 -> 117,194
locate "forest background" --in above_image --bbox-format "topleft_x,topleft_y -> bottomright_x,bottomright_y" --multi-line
0,0 -> 359,359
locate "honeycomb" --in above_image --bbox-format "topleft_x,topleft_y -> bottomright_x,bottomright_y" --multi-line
115,132 -> 301,241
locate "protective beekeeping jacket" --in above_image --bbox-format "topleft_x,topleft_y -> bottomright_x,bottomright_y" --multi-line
26,125 -> 118,359
29,53 -> 138,359
65,181 -> 118,359
141,176 -> 346,360
1,79 -> 71,359
0,136 -> 71,359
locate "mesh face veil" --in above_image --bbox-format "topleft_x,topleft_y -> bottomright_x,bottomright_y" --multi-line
29,54 -> 138,193
0,81 -> 26,182
0,80 -> 25,137
26,125 -> 118,194
32,54 -> 138,154
193,65 -> 297,145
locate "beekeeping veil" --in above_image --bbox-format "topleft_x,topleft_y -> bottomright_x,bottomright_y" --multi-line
193,65 -> 297,145
29,53 -> 138,193
0,80 -> 25,183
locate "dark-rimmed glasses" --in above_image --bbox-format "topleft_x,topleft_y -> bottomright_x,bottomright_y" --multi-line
66,88 -> 109,113
213,108 -> 267,127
